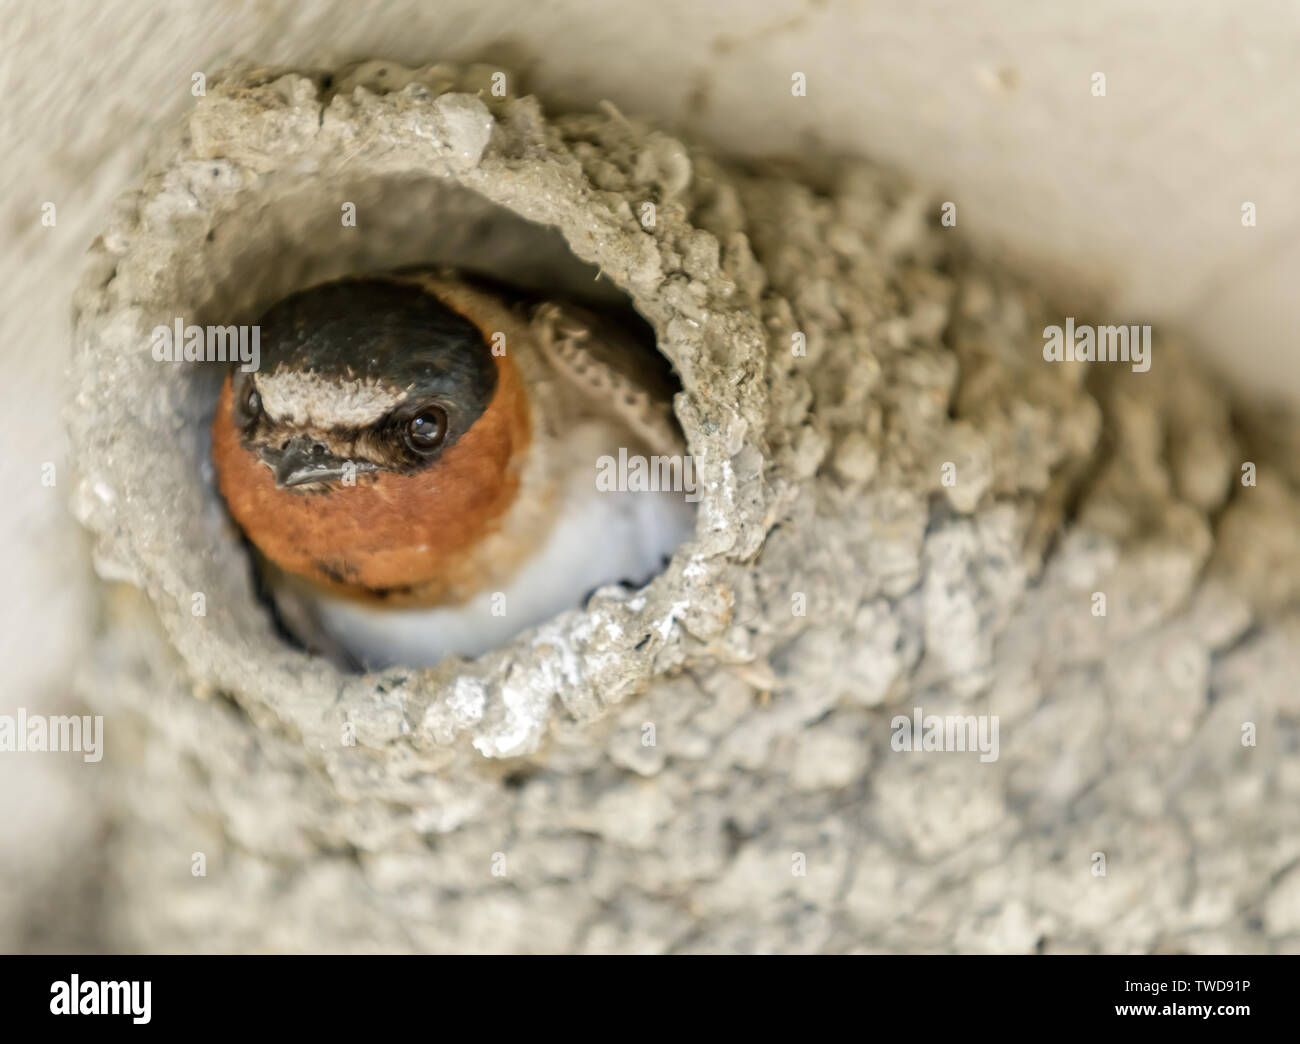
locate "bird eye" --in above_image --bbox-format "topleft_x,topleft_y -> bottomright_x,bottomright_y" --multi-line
233,373 -> 262,429
404,406 -> 448,452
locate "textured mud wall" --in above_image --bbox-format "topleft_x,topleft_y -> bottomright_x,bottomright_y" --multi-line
64,62 -> 1300,953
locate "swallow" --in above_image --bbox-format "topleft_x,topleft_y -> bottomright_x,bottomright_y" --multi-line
211,269 -> 695,670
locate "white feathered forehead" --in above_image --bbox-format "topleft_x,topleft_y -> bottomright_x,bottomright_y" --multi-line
254,369 -> 410,428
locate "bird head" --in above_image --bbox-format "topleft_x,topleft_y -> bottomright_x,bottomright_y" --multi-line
212,276 -> 531,602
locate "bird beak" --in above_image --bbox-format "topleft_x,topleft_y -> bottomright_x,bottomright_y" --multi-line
264,435 -> 377,489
